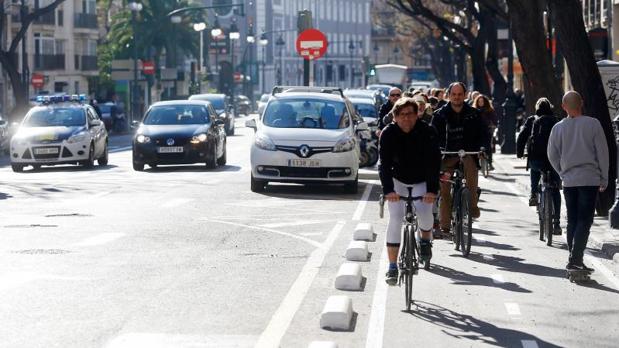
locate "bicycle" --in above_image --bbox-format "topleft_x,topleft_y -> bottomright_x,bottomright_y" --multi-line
379,188 -> 425,311
537,170 -> 557,246
441,149 -> 482,257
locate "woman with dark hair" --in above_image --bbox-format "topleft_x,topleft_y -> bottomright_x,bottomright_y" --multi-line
474,95 -> 498,169
516,97 -> 562,235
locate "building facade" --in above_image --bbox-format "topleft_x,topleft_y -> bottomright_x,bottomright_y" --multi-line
2,0 -> 98,112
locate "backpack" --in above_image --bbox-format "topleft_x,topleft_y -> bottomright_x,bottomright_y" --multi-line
528,115 -> 557,161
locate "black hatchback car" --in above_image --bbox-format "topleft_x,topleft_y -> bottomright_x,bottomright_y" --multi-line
132,100 -> 227,171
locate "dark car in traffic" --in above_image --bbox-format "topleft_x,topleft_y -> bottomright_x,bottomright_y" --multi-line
236,95 -> 252,115
132,100 -> 227,171
188,94 -> 235,135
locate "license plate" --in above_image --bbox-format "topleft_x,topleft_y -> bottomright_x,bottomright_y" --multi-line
34,147 -> 59,155
288,159 -> 321,167
157,146 -> 184,153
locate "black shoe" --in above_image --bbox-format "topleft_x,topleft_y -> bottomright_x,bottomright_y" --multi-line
566,262 -> 578,271
574,262 -> 594,273
529,195 -> 538,206
420,240 -> 432,260
385,268 -> 398,285
553,224 -> 562,235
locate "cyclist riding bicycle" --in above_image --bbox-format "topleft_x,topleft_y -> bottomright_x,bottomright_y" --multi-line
379,97 -> 441,285
516,97 -> 562,235
431,82 -> 490,238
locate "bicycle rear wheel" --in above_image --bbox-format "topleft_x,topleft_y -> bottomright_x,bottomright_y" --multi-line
544,191 -> 553,246
404,225 -> 415,311
452,192 -> 461,251
459,188 -> 473,257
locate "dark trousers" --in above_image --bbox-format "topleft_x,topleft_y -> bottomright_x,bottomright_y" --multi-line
530,160 -> 561,223
563,186 -> 598,265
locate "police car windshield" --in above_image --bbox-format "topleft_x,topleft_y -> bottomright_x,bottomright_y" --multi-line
263,99 -> 349,129
23,107 -> 86,127
144,105 -> 210,125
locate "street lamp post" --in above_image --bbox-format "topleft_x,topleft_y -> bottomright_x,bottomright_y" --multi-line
211,17 -> 222,78
193,22 -> 207,92
259,34 -> 268,93
229,22 -> 240,116
129,1 -> 143,124
276,35 -> 285,85
245,27 -> 255,101
349,40 -> 355,88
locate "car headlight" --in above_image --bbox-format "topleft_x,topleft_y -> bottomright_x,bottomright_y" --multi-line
136,134 -> 151,143
67,131 -> 88,144
191,133 -> 208,143
333,137 -> 356,152
254,133 -> 276,151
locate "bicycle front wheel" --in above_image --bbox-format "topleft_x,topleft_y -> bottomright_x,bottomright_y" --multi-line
544,191 -> 553,246
459,188 -> 473,257
404,225 -> 415,311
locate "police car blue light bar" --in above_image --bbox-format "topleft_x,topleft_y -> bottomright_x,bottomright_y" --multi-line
34,94 -> 87,104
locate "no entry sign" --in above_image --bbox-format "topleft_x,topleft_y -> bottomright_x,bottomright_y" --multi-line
296,29 -> 328,60
31,73 -> 44,89
142,61 -> 155,75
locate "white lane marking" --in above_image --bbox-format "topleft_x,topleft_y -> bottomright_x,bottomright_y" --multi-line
260,220 -> 327,228
71,233 -> 125,247
0,273 -> 87,291
504,302 -> 521,316
300,232 -> 323,236
365,245 -> 389,348
161,198 -> 193,208
206,212 -> 343,220
352,182 -> 376,221
491,274 -> 505,284
109,146 -> 132,153
254,221 -> 346,348
105,333 -> 257,348
521,340 -> 540,348
206,219 -> 323,249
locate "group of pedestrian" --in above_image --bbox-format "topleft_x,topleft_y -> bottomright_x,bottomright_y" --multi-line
377,80 -> 609,283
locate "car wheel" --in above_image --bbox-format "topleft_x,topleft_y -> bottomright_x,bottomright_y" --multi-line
98,142 -> 109,166
149,163 -> 158,169
251,174 -> 266,192
206,144 -> 217,169
216,143 -> 227,166
344,175 -> 358,194
82,143 -> 95,168
32,164 -> 41,171
11,164 -> 24,172
133,161 -> 144,171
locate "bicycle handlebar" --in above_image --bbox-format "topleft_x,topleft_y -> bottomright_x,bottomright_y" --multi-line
379,194 -> 423,218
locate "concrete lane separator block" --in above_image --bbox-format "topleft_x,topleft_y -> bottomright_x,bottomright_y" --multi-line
353,223 -> 374,241
345,240 -> 369,261
308,341 -> 338,348
335,263 -> 363,291
320,296 -> 353,331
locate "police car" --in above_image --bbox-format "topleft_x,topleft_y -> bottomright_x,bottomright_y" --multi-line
10,95 -> 109,172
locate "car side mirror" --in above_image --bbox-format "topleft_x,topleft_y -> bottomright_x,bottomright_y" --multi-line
130,120 -> 140,129
356,122 -> 369,131
214,119 -> 225,126
89,119 -> 102,127
245,118 -> 257,130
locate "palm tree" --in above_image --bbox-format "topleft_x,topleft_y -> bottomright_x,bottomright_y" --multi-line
101,0 -> 201,82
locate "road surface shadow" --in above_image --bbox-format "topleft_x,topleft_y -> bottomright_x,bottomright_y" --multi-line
427,264 -> 531,293
467,253 -> 566,279
16,164 -> 119,173
259,182 -> 374,201
408,301 -> 563,347
144,164 -> 242,172
481,188 -> 518,197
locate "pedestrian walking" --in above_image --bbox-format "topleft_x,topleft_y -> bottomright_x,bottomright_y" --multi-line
547,91 -> 609,272
473,94 -> 498,170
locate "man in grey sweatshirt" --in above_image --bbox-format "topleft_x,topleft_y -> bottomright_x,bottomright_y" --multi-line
547,91 -> 609,272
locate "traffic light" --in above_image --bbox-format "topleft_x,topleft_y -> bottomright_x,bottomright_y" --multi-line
369,68 -> 376,76
297,10 -> 312,32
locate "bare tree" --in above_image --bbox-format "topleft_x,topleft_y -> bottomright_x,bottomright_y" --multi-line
0,0 -> 66,120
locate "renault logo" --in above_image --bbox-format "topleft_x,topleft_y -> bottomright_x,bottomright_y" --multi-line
166,138 -> 175,146
299,145 -> 310,158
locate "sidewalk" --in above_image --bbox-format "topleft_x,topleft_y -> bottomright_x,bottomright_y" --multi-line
492,152 -> 619,263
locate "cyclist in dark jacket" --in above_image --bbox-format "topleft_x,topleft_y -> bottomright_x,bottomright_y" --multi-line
516,98 -> 562,234
379,97 -> 441,285
431,82 -> 489,236
377,87 -> 402,133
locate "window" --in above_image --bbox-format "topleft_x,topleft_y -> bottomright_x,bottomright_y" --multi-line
339,65 -> 346,80
263,98 -> 350,129
82,0 -> 96,14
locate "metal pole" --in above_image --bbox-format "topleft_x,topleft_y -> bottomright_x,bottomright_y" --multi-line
278,47 -> 283,85
199,30 -> 204,73
501,24 -> 517,154
21,2 -> 29,102
262,46 -> 266,93
231,38 -> 236,116
608,0 -> 613,60
132,10 -> 139,124
350,45 -> 354,88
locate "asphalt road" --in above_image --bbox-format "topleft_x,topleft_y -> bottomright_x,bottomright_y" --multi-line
1,117 -> 618,348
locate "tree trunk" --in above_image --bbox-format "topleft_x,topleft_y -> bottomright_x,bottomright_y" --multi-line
470,27 -> 490,95
427,39 -> 454,87
482,8 -> 507,106
0,52 -> 28,122
549,0 -> 617,216
506,0 -> 563,115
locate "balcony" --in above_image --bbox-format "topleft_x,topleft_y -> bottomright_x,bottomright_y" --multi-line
35,54 -> 66,70
74,13 -> 98,29
34,12 -> 56,25
81,55 -> 98,71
